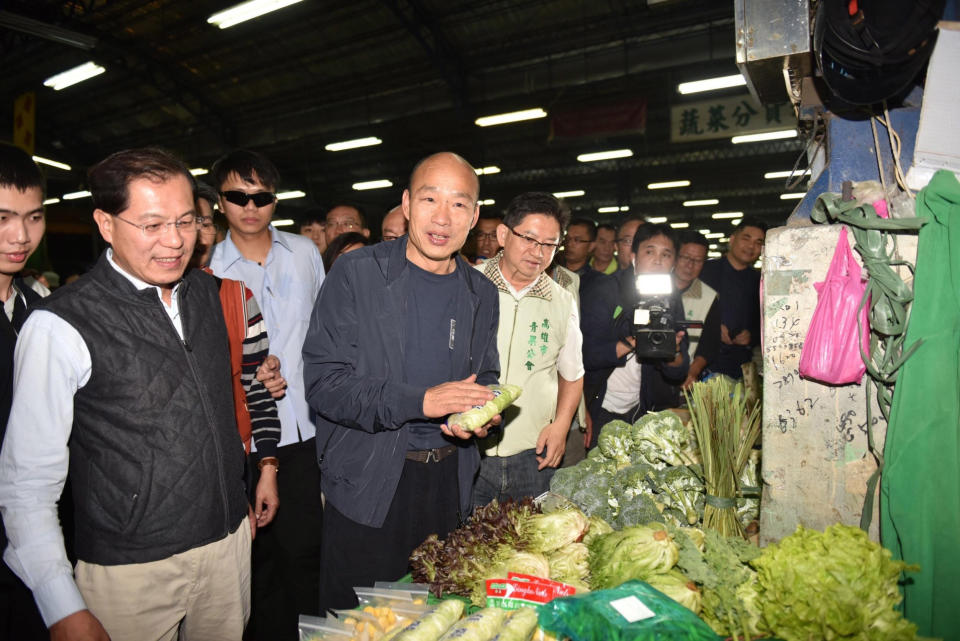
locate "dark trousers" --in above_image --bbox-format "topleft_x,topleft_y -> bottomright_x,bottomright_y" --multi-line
318,454 -> 460,612
588,401 -> 641,449
244,438 -> 323,641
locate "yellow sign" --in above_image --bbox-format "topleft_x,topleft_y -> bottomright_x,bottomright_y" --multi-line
13,92 -> 36,155
670,94 -> 796,143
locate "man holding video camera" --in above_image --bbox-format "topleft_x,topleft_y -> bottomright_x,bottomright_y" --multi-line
580,223 -> 689,448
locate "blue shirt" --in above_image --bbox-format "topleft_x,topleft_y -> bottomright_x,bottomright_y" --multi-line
403,261 -> 460,451
209,226 -> 325,446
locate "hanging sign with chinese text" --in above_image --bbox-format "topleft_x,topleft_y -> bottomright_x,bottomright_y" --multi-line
670,94 -> 796,143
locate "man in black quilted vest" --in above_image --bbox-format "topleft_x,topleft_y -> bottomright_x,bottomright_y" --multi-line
0,148 -> 251,641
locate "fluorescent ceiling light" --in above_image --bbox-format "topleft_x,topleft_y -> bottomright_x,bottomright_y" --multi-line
189,167 -> 209,176
480,199 -> 496,206
780,192 -> 806,200
647,180 -> 690,190
553,190 -> 585,198
325,137 -> 382,152
598,206 -> 620,213
764,169 -> 811,180
709,244 -> 718,249
577,149 -> 633,162
670,222 -> 689,228
677,74 -> 746,95
43,198 -> 60,205
711,211 -> 743,219
475,108 -> 547,127
647,216 -> 668,223
32,156 -> 71,171
276,190 -> 306,200
708,251 -> 722,258
475,166 -> 501,175
683,199 -> 719,207
698,229 -> 711,234
732,129 -> 797,144
43,61 -> 105,91
705,232 -> 724,238
63,190 -> 91,200
271,218 -> 295,227
208,0 -> 305,29
731,219 -> 742,226
352,180 -> 392,191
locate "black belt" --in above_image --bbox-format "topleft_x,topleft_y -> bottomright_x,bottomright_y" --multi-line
405,444 -> 458,463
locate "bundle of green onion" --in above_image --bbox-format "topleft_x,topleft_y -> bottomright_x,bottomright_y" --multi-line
683,377 -> 760,539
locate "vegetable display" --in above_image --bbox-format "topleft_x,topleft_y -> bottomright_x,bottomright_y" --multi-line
550,409 -> 759,532
447,384 -> 523,432
586,523 -> 680,591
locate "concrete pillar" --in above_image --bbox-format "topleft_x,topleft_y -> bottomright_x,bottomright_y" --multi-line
760,223 -> 916,544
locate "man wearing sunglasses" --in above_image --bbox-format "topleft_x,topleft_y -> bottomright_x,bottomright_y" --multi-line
0,148 -> 252,641
207,150 -> 325,641
472,192 -> 584,507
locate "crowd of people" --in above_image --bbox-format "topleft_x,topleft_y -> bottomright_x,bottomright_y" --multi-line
0,142 -> 766,641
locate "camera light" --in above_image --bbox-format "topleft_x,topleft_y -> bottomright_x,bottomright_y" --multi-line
635,273 -> 672,296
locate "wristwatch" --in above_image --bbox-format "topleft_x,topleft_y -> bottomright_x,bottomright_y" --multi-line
257,456 -> 279,472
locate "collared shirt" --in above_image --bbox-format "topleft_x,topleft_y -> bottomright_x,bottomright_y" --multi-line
2,283 -> 26,323
0,249 -> 185,626
208,226 -> 325,446
498,266 -> 584,382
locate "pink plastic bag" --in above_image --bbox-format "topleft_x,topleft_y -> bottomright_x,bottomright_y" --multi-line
798,226 -> 870,385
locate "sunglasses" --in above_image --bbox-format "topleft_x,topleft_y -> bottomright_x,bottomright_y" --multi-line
220,190 -> 276,208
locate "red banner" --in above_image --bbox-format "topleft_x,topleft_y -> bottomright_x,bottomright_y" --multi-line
550,99 -> 647,140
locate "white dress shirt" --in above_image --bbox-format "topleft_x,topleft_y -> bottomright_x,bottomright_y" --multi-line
0,250 -> 183,626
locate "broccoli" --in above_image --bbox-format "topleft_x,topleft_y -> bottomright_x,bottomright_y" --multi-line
549,465 -> 583,500
596,420 -> 634,467
656,465 -> 704,526
612,463 -> 657,499
614,491 -> 665,529
631,411 -> 691,469
569,473 -> 618,522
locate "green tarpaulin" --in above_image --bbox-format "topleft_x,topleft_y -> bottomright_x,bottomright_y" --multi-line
881,169 -> 960,641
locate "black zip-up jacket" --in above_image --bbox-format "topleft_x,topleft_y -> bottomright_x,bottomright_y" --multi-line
303,236 -> 500,528
36,253 -> 248,565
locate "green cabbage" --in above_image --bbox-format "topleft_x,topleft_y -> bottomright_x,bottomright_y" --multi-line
547,542 -> 589,585
587,523 -> 679,590
581,515 -> 612,546
646,569 -> 702,614
525,508 -> 589,554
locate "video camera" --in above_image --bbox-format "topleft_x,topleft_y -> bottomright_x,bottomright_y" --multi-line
632,273 -> 701,360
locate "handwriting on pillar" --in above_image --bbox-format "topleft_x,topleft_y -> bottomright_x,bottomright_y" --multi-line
764,299 -> 804,371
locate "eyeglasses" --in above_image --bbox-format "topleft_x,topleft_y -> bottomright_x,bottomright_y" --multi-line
473,231 -> 498,241
509,227 -> 561,253
220,190 -> 276,208
327,219 -> 361,231
616,236 -> 634,246
199,217 -> 217,234
382,233 -> 402,241
677,254 -> 706,265
114,215 -> 201,238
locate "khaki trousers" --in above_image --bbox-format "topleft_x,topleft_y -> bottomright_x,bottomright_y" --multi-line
75,517 -> 251,641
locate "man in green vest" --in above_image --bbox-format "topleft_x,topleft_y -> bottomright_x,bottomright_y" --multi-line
473,192 -> 585,506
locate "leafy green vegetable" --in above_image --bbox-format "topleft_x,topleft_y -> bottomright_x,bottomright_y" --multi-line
475,551 -> 551,606
612,491 -> 664,530
671,525 -> 765,639
447,384 -> 523,432
547,542 -> 590,585
752,523 -> 919,641
525,508 -> 589,554
409,498 -> 539,599
587,523 -> 679,590
645,569 -> 702,614
580,515 -> 613,545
